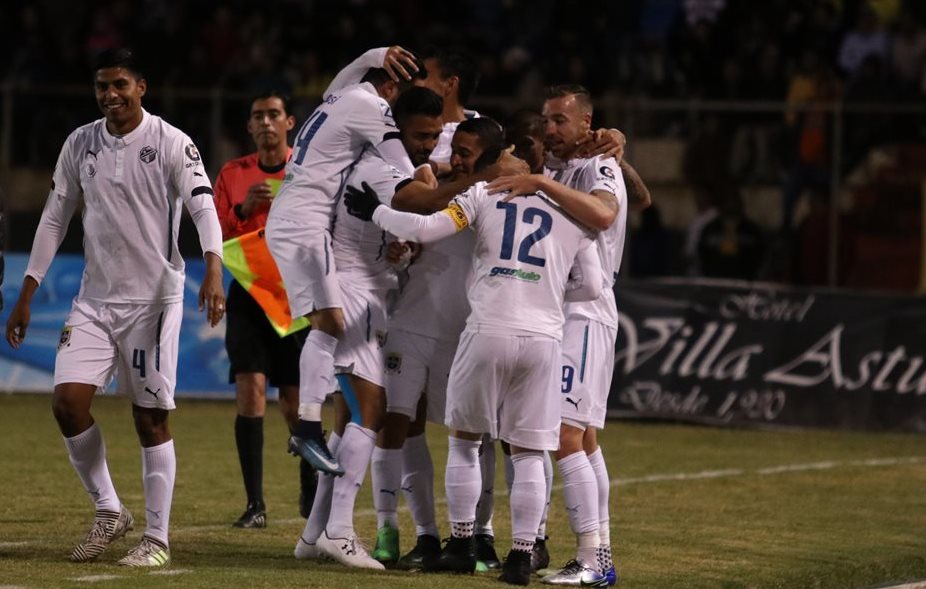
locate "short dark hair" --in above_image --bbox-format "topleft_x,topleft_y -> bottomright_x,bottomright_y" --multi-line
94,48 -> 143,79
361,56 -> 428,92
420,46 -> 480,105
505,109 -> 543,145
457,117 -> 505,172
393,86 -> 443,126
250,90 -> 292,116
544,84 -> 593,114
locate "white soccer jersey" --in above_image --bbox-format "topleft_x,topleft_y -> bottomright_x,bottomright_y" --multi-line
429,110 -> 479,164
451,183 -> 598,341
269,82 -> 407,229
27,110 -> 220,304
332,150 -> 406,292
545,155 -> 627,328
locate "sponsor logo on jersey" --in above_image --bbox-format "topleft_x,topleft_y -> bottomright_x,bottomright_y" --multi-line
385,352 -> 402,374
185,144 -> 201,161
58,326 -> 72,350
139,146 -> 158,164
599,165 -> 616,180
489,266 -> 541,282
443,203 -> 469,231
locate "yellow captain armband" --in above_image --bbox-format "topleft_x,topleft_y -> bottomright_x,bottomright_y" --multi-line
442,202 -> 470,231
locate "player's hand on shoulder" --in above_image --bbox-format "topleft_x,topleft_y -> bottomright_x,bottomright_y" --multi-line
5,300 -> 30,349
384,46 -> 419,82
576,128 -> 626,162
344,181 -> 383,221
414,164 -> 438,188
487,174 -> 544,201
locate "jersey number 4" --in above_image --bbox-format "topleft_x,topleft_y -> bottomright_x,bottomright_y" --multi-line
496,202 -> 552,267
293,111 -> 329,165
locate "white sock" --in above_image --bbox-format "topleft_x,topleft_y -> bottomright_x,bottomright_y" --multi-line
402,433 -> 438,538
445,437 -> 481,530
325,423 -> 375,538
141,440 -> 176,546
539,450 -> 553,538
475,435 -> 495,536
298,329 -> 338,411
503,451 -> 514,492
371,446 -> 401,529
509,451 -> 545,553
64,423 -> 120,512
302,431 -> 341,543
588,447 -> 611,547
558,450 -> 600,563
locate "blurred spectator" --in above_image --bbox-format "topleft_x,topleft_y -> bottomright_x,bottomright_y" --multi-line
630,204 -> 672,277
697,188 -> 765,281
892,15 -> 926,96
838,7 -> 891,75
781,50 -> 841,232
683,187 -> 719,276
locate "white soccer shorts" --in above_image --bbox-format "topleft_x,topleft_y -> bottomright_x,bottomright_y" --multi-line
334,282 -> 389,388
560,315 -> 617,430
383,328 -> 457,423
445,331 -> 561,451
55,298 -> 182,410
265,217 -> 342,316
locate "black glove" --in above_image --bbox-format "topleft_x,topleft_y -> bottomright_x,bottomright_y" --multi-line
344,181 -> 382,221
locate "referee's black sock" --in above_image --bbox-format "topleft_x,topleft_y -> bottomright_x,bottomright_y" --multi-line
235,415 -> 264,508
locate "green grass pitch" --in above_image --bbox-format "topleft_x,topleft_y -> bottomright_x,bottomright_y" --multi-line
1,393 -> 925,588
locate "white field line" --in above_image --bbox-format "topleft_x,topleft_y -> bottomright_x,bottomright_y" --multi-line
875,583 -> 926,589
149,569 -> 192,576
0,542 -> 31,548
169,455 -> 924,536
70,575 -> 124,582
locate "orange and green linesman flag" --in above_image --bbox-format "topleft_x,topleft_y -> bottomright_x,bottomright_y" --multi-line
222,228 -> 309,337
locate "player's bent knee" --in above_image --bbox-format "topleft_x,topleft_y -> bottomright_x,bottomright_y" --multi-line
132,405 -> 171,447
310,308 -> 346,338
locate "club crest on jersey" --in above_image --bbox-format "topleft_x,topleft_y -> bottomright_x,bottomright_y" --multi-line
385,352 -> 402,374
84,161 -> 96,178
58,326 -> 72,350
139,146 -> 158,164
375,330 -> 388,349
599,165 -> 616,180
185,144 -> 201,161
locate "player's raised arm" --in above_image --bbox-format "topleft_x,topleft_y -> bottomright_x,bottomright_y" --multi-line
324,46 -> 419,98
343,181 -> 468,243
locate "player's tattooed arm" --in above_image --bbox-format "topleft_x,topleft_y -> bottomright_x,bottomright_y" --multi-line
620,159 -> 652,211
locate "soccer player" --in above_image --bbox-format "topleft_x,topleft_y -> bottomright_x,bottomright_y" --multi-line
4,48 -> 224,567
371,116 -> 527,570
264,47 -> 423,476
488,85 -> 650,587
342,118 -> 604,585
213,90 -> 318,528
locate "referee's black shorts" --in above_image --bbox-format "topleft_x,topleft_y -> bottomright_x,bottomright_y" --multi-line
225,278 -> 307,388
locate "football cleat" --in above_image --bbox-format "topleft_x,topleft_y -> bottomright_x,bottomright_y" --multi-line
540,559 -> 608,586
425,536 -> 476,574
232,502 -> 266,529
117,535 -> 170,567
499,549 -> 532,586
603,565 -> 619,586
396,534 -> 441,570
371,521 -> 400,566
294,536 -> 322,560
288,434 -> 344,477
317,530 -> 384,570
70,504 -> 134,562
475,533 -> 501,570
532,536 -> 551,572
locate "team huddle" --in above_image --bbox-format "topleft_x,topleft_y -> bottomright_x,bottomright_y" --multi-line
5,45 -> 649,587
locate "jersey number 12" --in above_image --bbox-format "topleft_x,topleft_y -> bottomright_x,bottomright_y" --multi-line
496,201 -> 552,267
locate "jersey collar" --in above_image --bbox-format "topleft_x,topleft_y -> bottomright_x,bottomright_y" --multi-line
101,109 -> 151,147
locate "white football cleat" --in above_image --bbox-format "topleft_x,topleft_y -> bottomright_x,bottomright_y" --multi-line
317,530 -> 385,570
